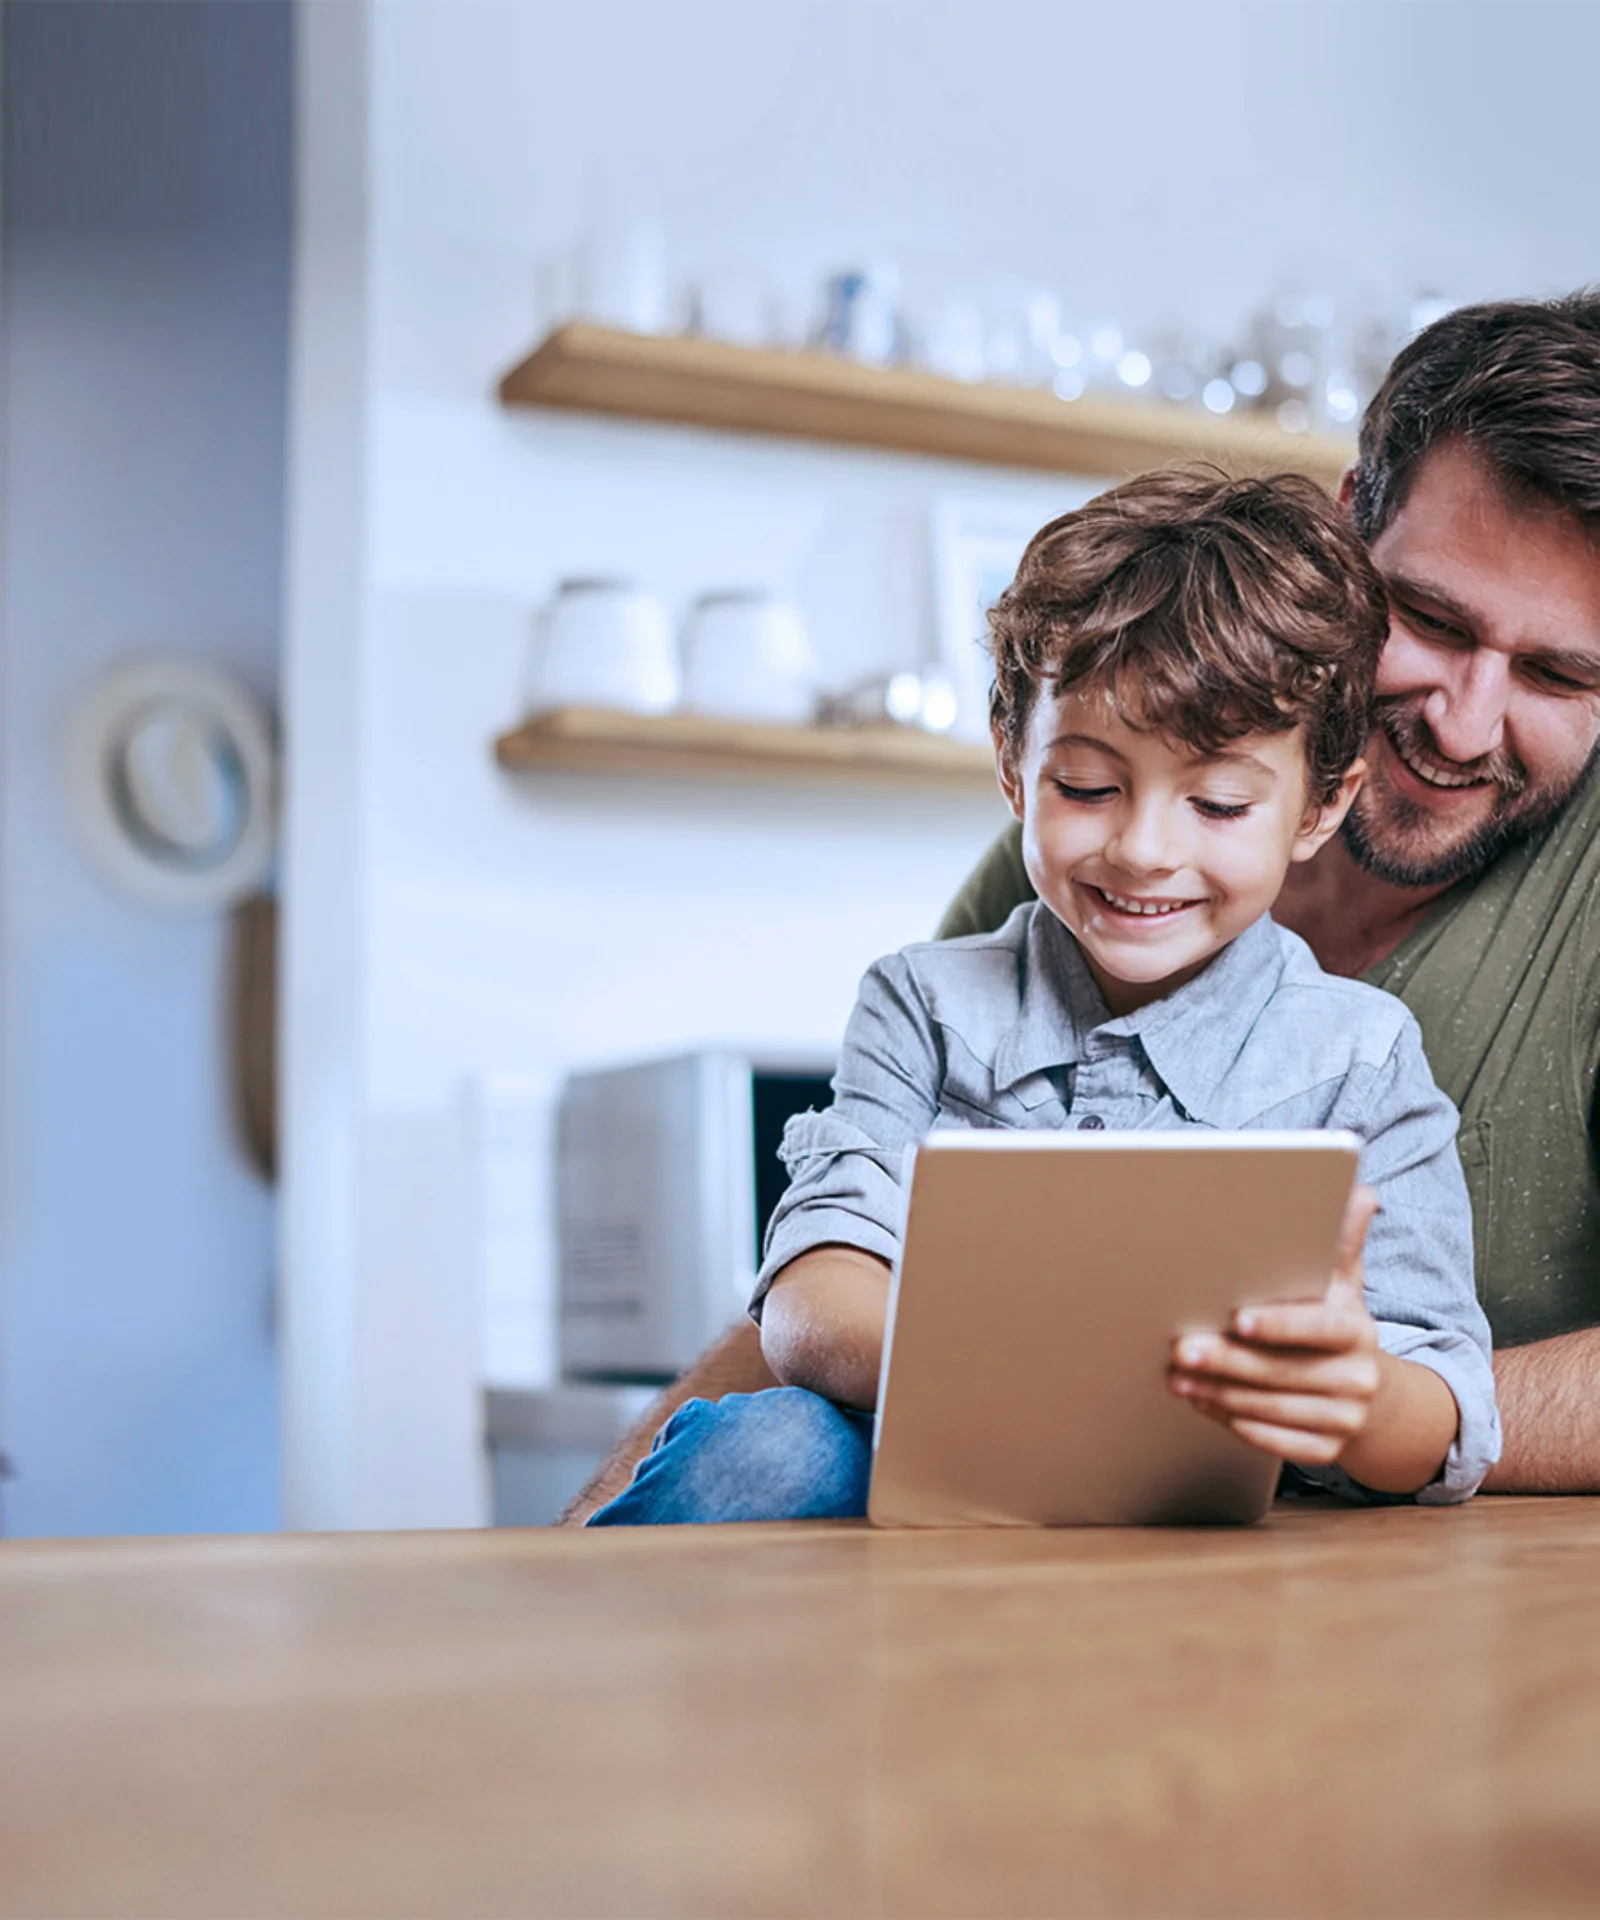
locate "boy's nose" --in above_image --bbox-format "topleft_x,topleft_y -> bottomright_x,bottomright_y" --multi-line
1106,803 -> 1178,875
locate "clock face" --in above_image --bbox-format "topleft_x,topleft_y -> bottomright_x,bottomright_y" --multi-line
111,700 -> 249,870
68,657 -> 276,911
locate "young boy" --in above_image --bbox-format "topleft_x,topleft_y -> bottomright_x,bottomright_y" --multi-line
590,468 -> 1500,1526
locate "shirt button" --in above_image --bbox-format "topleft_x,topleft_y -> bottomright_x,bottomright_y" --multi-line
1076,1113 -> 1105,1130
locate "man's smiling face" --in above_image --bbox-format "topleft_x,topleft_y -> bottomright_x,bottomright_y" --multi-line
1346,439 -> 1600,887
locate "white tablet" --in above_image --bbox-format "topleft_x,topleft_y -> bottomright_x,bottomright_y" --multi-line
868,1130 -> 1361,1528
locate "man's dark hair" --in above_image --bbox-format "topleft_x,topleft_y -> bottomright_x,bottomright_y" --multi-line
1350,290 -> 1600,542
987,468 -> 1388,804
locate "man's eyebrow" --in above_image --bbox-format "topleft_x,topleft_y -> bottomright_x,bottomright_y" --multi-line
1525,645 -> 1600,679
1380,570 -> 1478,627
1384,569 -> 1600,678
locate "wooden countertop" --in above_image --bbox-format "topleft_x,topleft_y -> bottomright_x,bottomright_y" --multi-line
3,1500 -> 1599,1917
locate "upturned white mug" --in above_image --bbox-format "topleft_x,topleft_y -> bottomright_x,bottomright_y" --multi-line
680,592 -> 818,725
578,214 -> 669,335
526,579 -> 679,716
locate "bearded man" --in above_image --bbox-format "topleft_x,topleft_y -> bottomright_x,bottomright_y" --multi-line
566,290 -> 1600,1521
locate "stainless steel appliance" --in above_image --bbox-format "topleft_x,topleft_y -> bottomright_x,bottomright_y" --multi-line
557,1047 -> 835,1382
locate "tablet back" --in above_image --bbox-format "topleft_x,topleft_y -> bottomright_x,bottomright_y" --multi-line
867,1131 -> 1360,1528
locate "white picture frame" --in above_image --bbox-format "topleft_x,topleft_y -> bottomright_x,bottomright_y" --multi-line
930,488 -> 1099,743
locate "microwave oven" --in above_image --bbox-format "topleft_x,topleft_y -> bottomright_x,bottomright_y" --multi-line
556,1047 -> 836,1382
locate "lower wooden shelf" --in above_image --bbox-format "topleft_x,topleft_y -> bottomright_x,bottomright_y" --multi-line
494,706 -> 1001,792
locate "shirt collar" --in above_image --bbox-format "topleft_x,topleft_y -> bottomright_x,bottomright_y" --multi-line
992,906 -> 1288,1123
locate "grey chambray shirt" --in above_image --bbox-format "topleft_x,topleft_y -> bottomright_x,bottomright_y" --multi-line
755,902 -> 1500,1504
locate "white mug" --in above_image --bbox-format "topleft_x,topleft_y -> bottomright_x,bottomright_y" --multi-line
578,214 -> 669,335
526,579 -> 678,716
680,592 -> 817,726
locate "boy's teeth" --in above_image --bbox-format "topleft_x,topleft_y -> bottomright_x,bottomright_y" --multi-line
1100,889 -> 1191,916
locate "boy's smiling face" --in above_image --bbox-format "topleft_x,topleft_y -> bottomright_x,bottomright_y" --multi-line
998,681 -> 1362,1017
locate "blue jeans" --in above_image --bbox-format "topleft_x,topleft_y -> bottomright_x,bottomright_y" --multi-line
586,1386 -> 874,1525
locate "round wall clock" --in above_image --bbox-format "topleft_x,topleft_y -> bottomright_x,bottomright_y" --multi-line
67,655 -> 277,912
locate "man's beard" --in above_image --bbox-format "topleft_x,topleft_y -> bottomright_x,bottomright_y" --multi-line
1341,699 -> 1596,888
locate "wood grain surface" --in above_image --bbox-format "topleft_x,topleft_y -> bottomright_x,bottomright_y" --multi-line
3,1501 -> 1599,1918
494,706 -> 1002,792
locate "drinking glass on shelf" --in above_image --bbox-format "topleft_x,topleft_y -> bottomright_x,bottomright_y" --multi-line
1151,329 -> 1204,407
1050,324 -> 1086,401
1237,288 -> 1339,431
815,263 -> 903,366
982,285 -> 1064,387
1082,319 -> 1127,393
915,297 -> 987,383
533,247 -> 578,339
691,264 -> 775,348
816,668 -> 962,736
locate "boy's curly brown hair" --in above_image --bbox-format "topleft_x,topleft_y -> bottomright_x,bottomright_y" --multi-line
987,468 -> 1389,804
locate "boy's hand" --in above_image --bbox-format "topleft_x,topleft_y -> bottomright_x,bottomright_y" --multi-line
1167,1185 -> 1383,1468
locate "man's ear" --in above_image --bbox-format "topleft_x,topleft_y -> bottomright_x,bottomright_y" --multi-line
993,729 -> 1026,821
1291,758 -> 1364,863
1336,467 -> 1358,516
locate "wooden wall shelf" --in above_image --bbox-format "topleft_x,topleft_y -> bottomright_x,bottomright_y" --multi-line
498,324 -> 1356,485
495,706 -> 1001,793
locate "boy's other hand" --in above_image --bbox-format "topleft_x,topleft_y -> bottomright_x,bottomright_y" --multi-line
1166,1185 -> 1383,1467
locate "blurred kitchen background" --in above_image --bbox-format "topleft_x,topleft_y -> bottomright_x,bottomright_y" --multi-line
1,0 -> 1595,1537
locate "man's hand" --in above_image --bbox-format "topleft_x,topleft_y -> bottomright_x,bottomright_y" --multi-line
1167,1184 -> 1383,1468
556,1320 -> 778,1525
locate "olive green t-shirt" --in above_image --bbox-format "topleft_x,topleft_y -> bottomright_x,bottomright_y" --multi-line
936,772 -> 1600,1350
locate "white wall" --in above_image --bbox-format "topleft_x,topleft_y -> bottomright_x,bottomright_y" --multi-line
0,1 -> 291,1536
285,0 -> 1600,1528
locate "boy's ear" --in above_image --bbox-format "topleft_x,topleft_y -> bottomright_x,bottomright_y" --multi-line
1291,758 -> 1364,863
993,729 -> 1026,821
1336,467 -> 1358,517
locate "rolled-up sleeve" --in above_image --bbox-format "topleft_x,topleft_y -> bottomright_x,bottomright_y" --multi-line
1315,1017 -> 1501,1503
750,953 -> 942,1318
